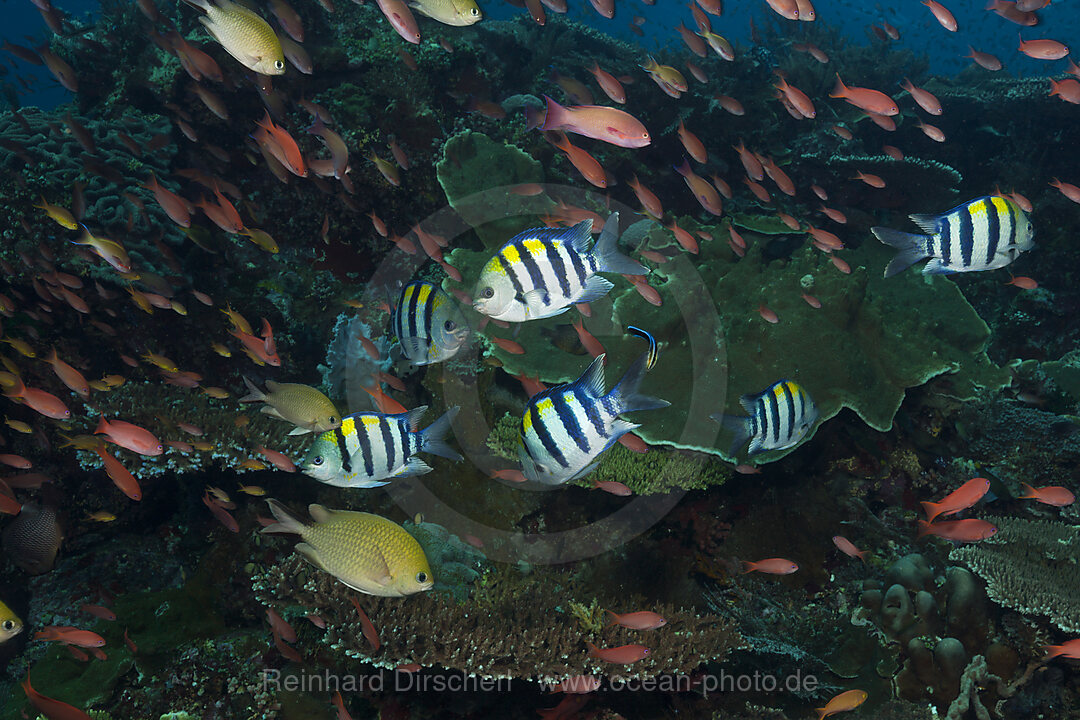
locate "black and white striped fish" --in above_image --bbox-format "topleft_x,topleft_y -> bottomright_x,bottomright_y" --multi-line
391,281 -> 469,365
473,213 -> 647,322
872,195 -> 1035,278
711,380 -> 818,457
518,351 -> 669,485
302,406 -> 460,488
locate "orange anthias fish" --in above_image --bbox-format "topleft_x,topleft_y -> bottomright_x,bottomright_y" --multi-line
920,477 -> 990,522
1044,638 -> 1080,660
95,418 -> 163,456
22,672 -> 93,720
586,642 -> 650,664
95,446 -> 143,501
605,610 -> 666,630
830,74 -> 898,115
832,536 -> 867,562
539,95 -> 651,148
1017,483 -> 1075,507
34,626 -> 106,647
743,558 -> 799,574
917,518 -> 997,542
815,689 -> 868,719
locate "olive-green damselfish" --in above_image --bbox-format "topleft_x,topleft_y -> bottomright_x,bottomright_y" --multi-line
262,499 -> 434,597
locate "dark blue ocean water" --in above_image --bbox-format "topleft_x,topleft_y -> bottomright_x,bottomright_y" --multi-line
2,0 -> 1076,110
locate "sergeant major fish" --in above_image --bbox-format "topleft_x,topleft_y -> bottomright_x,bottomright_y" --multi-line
711,380 -> 818,457
473,213 -> 646,322
519,352 -> 669,485
872,195 -> 1034,277
302,406 -> 460,488
392,281 -> 469,365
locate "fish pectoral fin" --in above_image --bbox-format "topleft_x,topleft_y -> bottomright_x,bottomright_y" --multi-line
287,426 -> 312,436
373,549 -> 393,588
295,542 -> 328,572
922,259 -> 954,275
395,456 -> 433,477
398,337 -> 429,362
521,288 -> 550,314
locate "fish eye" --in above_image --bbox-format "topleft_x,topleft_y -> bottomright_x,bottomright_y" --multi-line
274,60 -> 285,70
329,416 -> 338,424
312,456 -> 324,466
481,287 -> 494,298
2,620 -> 14,630
444,320 -> 456,331
471,7 -> 479,14
416,571 -> 428,583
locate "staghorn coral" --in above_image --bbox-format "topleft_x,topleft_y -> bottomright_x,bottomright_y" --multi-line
252,553 -> 738,684
950,517 -> 1080,633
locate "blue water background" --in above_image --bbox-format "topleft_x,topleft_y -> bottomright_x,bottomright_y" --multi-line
1,0 -> 1077,110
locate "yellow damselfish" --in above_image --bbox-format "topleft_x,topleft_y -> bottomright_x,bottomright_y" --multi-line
262,499 -> 434,597
183,0 -> 285,76
1,600 -> 23,644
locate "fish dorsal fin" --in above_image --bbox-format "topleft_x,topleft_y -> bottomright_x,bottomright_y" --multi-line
738,391 -> 762,415
576,354 -> 607,398
564,219 -> 594,254
308,504 -> 332,523
402,405 -> 428,431
908,213 -> 940,235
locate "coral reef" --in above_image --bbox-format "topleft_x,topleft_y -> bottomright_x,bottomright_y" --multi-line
252,552 -> 739,683
950,517 -> 1080,633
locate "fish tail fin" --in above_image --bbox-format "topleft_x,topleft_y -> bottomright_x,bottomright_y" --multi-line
673,157 -> 691,177
829,73 -> 847,99
871,226 -> 931,277
1018,482 -> 1036,498
604,610 -> 618,626
916,519 -> 932,538
261,499 -> 307,535
420,406 -> 462,461
539,95 -> 564,131
592,213 -> 647,276
710,413 -> 752,456
238,376 -> 266,403
93,416 -> 109,435
919,500 -> 941,522
610,351 -> 670,414
814,707 -> 828,720
523,104 -> 544,132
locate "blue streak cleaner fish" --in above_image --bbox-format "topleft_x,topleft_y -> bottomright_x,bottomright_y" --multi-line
872,195 -> 1034,277
712,380 -> 818,457
473,213 -> 646,322
302,406 -> 460,488
519,352 -> 669,485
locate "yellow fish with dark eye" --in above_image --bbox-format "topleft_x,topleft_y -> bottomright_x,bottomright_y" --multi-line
0,600 -> 23,643
34,196 -> 77,230
409,0 -> 481,25
182,0 -> 285,75
262,499 -> 434,597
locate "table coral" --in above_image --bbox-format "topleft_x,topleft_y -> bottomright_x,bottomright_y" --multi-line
950,517 -> 1080,633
